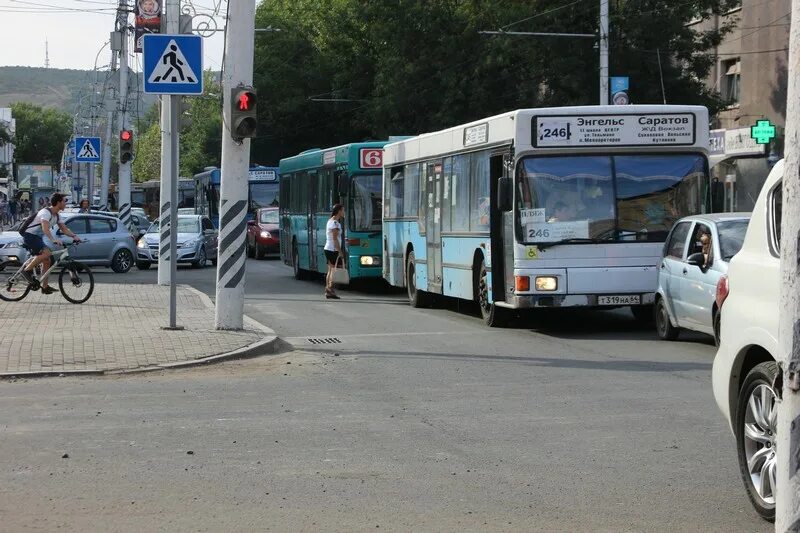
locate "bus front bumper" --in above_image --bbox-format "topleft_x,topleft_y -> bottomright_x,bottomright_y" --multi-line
506,292 -> 656,308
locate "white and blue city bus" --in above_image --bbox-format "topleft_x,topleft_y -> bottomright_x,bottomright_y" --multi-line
382,105 -> 710,326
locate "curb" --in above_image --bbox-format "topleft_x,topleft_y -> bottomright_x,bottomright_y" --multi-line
0,285 -> 287,379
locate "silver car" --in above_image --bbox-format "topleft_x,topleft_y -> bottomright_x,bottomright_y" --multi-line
655,213 -> 750,344
0,223 -> 28,268
136,215 -> 218,270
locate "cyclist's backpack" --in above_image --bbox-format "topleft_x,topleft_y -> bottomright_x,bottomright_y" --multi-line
18,208 -> 55,236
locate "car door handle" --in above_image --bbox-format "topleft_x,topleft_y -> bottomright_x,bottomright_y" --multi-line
682,268 -> 688,274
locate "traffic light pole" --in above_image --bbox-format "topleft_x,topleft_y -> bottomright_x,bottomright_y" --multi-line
777,1 -> 800,529
116,0 -> 132,230
215,0 -> 256,330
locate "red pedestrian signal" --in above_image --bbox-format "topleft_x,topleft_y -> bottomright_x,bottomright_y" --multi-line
230,87 -> 258,141
120,130 -> 132,142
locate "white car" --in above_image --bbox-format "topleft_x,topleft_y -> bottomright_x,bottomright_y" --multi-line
712,159 -> 782,521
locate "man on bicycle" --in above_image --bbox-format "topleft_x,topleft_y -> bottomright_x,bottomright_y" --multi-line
21,193 -> 81,294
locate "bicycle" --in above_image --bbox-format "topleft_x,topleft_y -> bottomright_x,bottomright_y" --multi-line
0,240 -> 94,304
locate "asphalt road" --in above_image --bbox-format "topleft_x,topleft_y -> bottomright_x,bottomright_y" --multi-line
0,259 -> 769,532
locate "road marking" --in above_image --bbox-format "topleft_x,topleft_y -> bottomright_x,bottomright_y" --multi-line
284,330 -> 492,341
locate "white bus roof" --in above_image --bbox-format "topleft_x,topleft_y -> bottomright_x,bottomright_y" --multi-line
383,105 -> 710,166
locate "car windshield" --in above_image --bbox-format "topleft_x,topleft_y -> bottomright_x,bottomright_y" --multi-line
351,174 -> 382,231
717,219 -> 750,260
259,210 -> 279,224
147,217 -> 200,234
516,154 -> 706,244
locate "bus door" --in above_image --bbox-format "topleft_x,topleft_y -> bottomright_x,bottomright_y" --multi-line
307,170 -> 319,272
425,160 -> 443,294
490,151 -> 512,303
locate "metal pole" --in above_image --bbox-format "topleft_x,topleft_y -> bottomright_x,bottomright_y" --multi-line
100,50 -> 118,211
777,1 -> 800,529
157,0 -> 177,287
117,0 -> 132,230
215,0 -> 255,330
160,0 -> 181,329
599,0 -> 609,105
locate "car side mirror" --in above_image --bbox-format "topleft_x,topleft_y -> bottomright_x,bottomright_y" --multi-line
687,252 -> 705,267
497,177 -> 512,212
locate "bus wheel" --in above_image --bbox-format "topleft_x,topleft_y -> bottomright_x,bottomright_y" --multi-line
406,251 -> 430,308
292,244 -> 306,280
477,262 -> 507,327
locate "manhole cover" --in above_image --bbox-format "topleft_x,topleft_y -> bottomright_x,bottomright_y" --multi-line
307,337 -> 342,345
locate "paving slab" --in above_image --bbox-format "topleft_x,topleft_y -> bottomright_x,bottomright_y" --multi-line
0,283 -> 278,376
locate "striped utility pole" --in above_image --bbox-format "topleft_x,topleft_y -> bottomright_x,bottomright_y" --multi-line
116,0 -> 132,230
214,0 -> 255,329
776,1 -> 800,530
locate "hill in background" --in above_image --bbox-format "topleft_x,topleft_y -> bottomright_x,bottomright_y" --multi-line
0,66 -> 156,118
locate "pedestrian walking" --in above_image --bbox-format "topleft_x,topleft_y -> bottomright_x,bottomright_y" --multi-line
324,204 -> 345,299
8,198 -> 17,223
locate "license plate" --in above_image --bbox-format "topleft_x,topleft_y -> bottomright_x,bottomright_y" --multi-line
597,295 -> 640,306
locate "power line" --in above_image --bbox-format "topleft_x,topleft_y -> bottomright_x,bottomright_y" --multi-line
501,0 -> 590,31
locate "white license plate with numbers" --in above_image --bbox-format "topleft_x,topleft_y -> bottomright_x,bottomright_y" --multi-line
597,295 -> 640,305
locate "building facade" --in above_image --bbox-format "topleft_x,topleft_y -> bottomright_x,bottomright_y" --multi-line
691,0 -> 790,211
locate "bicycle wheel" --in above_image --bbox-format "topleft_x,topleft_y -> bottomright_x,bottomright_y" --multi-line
0,262 -> 32,302
58,262 -> 94,304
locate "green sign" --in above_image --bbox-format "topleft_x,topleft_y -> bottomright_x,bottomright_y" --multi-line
750,120 -> 777,145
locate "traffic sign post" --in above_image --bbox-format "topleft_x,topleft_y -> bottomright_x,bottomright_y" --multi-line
74,136 -> 102,163
143,34 -> 204,95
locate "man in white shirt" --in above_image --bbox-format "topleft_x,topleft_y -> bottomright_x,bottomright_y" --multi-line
20,193 -> 82,294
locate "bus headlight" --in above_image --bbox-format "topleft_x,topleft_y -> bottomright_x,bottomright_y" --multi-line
535,276 -> 558,291
360,255 -> 381,266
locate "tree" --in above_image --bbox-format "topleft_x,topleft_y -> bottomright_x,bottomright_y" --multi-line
10,102 -> 72,165
250,0 -> 740,165
0,122 -> 10,146
131,121 -> 161,182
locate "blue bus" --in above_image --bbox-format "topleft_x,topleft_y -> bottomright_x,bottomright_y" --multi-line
279,142 -> 387,282
383,106 -> 710,326
194,165 -> 280,227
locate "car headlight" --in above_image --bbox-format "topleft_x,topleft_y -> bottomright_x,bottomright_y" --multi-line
359,255 -> 381,266
260,231 -> 270,238
535,276 -> 558,291
137,240 -> 149,249
181,239 -> 198,249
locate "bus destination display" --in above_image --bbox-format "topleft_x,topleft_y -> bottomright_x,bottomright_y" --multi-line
533,113 -> 695,148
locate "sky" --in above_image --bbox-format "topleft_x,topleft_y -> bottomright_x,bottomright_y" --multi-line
0,0 -> 233,72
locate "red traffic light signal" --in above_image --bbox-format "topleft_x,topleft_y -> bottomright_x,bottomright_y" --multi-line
119,129 -> 134,164
120,130 -> 132,142
230,87 -> 258,141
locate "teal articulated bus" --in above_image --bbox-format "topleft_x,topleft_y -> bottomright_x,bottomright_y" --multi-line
279,142 -> 388,282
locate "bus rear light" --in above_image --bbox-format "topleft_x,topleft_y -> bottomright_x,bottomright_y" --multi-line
515,276 -> 530,292
535,276 -> 558,291
347,238 -> 361,246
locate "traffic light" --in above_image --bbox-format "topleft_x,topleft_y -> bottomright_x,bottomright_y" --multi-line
230,86 -> 257,141
119,129 -> 134,164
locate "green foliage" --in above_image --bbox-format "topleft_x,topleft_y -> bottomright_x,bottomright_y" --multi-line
252,0 -> 739,164
131,121 -> 162,182
10,102 -> 72,165
0,123 -> 10,146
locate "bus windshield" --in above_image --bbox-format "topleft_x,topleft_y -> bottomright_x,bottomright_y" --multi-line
351,174 -> 382,231
516,154 -> 706,244
249,182 -> 280,210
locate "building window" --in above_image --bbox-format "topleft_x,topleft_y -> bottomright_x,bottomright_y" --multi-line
722,58 -> 740,105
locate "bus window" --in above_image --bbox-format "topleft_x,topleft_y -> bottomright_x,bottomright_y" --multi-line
351,174 -> 382,231
403,163 -> 420,217
390,170 -> 404,217
470,151 -> 491,231
451,154 -> 470,231
249,181 -> 280,210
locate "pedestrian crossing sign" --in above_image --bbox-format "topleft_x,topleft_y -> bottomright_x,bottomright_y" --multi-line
74,136 -> 102,162
143,34 -> 204,95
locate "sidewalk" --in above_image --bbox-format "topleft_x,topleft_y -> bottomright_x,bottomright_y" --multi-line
0,283 -> 278,377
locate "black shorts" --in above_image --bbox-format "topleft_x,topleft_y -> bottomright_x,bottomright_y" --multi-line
324,250 -> 341,265
22,233 -> 46,255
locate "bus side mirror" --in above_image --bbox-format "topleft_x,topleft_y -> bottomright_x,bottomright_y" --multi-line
337,171 -> 350,196
497,177 -> 512,212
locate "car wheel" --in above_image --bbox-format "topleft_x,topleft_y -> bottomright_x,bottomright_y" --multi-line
655,298 -> 679,341
193,246 -> 207,269
111,249 -> 134,273
136,261 -> 151,270
736,361 -> 778,521
476,260 -> 506,327
713,310 -> 721,347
